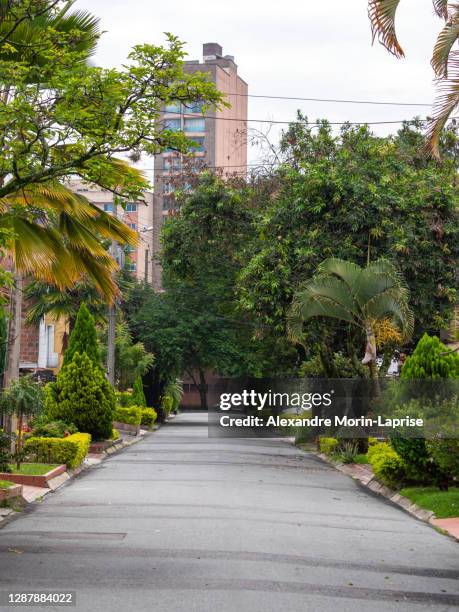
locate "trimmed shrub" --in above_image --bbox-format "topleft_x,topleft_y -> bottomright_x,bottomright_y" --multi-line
367,441 -> 391,461
161,395 -> 173,418
368,442 -> 406,487
115,391 -> 134,407
140,408 -> 157,429
319,437 -> 339,455
426,435 -> 459,486
110,428 -> 120,441
389,432 -> 432,483
132,376 -> 147,408
113,406 -> 142,426
401,333 -> 459,380
62,303 -> 101,368
45,352 -> 115,441
24,433 -> 91,469
0,430 -> 11,473
31,420 -> 78,439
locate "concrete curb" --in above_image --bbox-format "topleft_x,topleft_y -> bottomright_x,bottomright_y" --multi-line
310,451 -> 458,543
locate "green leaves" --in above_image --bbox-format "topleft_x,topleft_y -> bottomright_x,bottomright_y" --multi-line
46,351 -> 115,441
62,303 -> 101,369
0,12 -> 223,199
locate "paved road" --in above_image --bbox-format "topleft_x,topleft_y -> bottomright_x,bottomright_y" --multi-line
0,412 -> 458,612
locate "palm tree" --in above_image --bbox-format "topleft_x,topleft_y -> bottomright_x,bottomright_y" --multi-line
368,1 -> 459,156
287,258 -> 414,379
1,174 -> 139,387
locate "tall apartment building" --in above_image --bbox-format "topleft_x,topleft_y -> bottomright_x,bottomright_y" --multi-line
66,179 -> 154,284
152,42 -> 248,289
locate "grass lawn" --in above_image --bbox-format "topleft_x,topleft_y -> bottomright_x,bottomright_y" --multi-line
7,463 -> 59,476
0,479 -> 14,489
400,486 -> 459,519
353,454 -> 370,464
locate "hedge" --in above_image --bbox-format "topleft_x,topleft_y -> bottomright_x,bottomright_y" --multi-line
140,408 -> 157,428
113,406 -> 142,426
24,433 -> 91,469
368,442 -> 406,487
319,437 -> 339,455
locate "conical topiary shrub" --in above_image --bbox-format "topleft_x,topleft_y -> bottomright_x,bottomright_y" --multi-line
131,375 -> 147,407
401,333 -> 459,379
45,352 -> 115,440
62,303 -> 101,369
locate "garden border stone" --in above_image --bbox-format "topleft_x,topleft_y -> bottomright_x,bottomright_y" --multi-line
0,464 -> 67,488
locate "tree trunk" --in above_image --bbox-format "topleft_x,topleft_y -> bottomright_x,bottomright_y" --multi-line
198,368 -> 208,411
107,303 -> 116,386
4,273 -> 22,441
15,411 -> 23,470
4,272 -> 23,388
362,325 -> 380,395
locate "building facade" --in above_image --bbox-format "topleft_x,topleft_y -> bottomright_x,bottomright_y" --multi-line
152,42 -> 248,289
66,179 -> 154,284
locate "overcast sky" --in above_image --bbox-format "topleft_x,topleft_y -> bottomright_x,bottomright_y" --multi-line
78,0 -> 440,179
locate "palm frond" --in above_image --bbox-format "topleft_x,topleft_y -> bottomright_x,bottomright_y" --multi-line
425,72 -> 459,157
316,258 -> 361,288
431,14 -> 459,77
287,277 -> 361,342
368,0 -> 404,58
85,206 -> 138,246
432,0 -> 449,19
8,182 -> 98,222
364,289 -> 414,340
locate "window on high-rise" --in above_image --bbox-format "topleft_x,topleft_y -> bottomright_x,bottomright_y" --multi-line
188,137 -> 205,153
103,202 -> 114,212
125,202 -> 137,212
165,118 -> 181,131
183,100 -> 204,114
126,262 -> 137,272
163,157 -> 181,171
165,101 -> 181,113
127,222 -> 137,230
162,197 -> 175,211
184,118 -> 205,133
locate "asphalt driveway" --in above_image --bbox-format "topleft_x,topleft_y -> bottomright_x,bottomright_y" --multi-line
0,412 -> 458,611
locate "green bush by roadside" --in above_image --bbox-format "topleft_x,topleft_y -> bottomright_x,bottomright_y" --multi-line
319,437 -> 339,455
24,433 -> 91,469
367,442 -> 406,487
30,419 -> 78,439
140,408 -> 157,429
161,395 -> 173,418
115,391 -> 134,407
113,406 -> 142,426
426,435 -> 459,483
45,352 -> 115,441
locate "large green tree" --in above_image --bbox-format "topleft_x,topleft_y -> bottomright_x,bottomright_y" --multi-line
0,2 -> 223,200
238,120 -> 459,367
